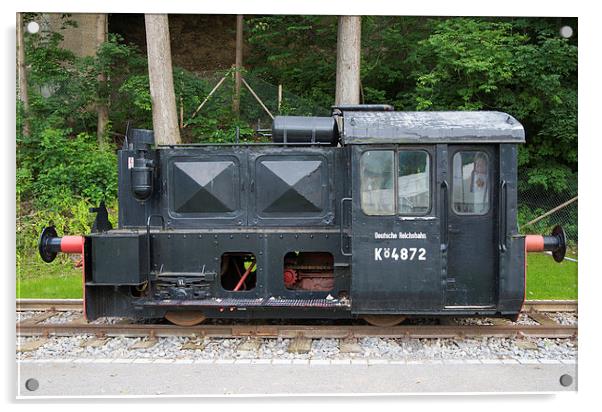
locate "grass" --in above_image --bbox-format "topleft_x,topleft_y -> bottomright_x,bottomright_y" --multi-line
16,252 -> 578,301
16,254 -> 82,299
526,252 -> 578,300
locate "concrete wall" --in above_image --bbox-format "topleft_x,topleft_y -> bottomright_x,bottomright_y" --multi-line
46,13 -> 101,57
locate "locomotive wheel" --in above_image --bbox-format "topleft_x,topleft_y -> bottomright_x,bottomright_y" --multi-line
164,311 -> 206,326
362,314 -> 406,327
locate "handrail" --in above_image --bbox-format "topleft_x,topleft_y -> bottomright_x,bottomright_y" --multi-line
340,197 -> 352,256
440,181 -> 449,251
499,180 -> 508,252
146,215 -> 165,283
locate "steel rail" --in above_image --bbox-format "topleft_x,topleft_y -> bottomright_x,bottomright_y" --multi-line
16,299 -> 578,313
16,321 -> 577,339
523,300 -> 578,313
16,299 -> 578,339
16,299 -> 83,312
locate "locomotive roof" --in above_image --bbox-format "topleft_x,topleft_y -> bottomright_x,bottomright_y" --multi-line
341,111 -> 525,144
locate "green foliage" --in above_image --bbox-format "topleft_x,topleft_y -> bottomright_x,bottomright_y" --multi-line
407,18 -> 577,192
96,34 -> 150,132
22,23 -> 96,136
360,16 -> 432,107
21,128 -> 118,208
247,16 -> 338,110
247,16 -> 577,193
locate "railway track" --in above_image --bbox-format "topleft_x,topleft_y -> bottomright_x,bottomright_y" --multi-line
16,299 -> 577,339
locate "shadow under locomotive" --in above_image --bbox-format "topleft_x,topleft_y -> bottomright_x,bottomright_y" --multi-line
39,105 -> 566,326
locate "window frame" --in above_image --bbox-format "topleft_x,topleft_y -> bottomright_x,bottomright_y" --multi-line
450,149 -> 491,216
359,149 -> 396,216
359,148 -> 433,217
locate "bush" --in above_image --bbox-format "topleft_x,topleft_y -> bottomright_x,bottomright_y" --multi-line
18,127 -> 117,210
16,197 -> 118,274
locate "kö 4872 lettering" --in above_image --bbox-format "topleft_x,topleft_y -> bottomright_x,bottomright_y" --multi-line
374,247 -> 427,261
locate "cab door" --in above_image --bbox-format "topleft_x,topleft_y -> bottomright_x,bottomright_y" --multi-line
350,145 -> 443,313
445,145 -> 498,307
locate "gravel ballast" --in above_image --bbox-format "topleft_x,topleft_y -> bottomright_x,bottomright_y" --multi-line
16,334 -> 577,362
16,310 -> 577,362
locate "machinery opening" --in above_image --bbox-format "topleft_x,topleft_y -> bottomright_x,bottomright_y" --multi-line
221,252 -> 257,291
283,252 -> 334,291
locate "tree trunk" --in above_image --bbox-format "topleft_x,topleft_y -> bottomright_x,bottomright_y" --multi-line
232,15 -> 244,115
144,14 -> 181,145
335,16 -> 361,105
16,12 -> 30,137
96,13 -> 109,145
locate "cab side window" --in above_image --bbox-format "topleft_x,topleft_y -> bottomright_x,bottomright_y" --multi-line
360,150 -> 394,215
398,150 -> 430,214
452,151 -> 490,214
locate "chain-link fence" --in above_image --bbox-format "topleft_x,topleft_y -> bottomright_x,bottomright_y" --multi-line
518,175 -> 578,255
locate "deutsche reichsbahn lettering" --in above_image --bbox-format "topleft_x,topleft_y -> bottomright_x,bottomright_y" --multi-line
374,232 -> 427,240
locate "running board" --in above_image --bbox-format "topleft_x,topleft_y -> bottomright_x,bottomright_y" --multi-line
137,297 -> 351,309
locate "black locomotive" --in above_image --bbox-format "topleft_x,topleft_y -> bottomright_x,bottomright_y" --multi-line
39,105 -> 566,326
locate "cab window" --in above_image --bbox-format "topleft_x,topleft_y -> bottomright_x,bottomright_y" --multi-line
360,150 -> 394,215
452,151 -> 490,215
398,150 -> 430,214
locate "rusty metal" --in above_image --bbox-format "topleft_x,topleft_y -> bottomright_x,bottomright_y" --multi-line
522,300 -> 577,313
16,320 -> 577,340
362,314 -> 407,327
17,299 -> 82,312
164,311 -> 207,326
527,312 -> 557,326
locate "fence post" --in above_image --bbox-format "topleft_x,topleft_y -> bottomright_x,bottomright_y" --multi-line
278,84 -> 282,112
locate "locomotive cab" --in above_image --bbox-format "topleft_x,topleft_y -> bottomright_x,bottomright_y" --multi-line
341,110 -> 528,317
39,106 -> 566,325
